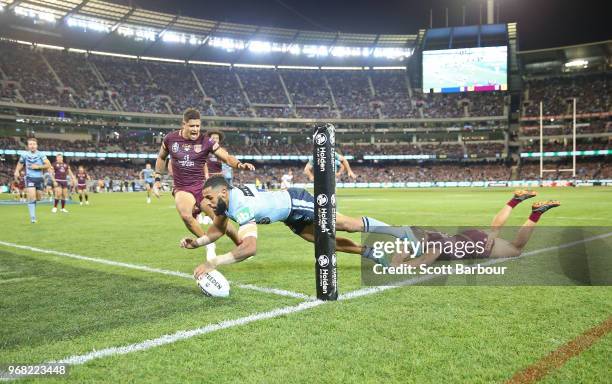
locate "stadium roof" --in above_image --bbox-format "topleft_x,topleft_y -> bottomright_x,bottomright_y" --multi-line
518,40 -> 611,75
0,0 -> 416,47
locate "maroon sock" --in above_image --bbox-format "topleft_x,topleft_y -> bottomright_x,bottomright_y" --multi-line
529,211 -> 543,223
507,198 -> 521,208
61,200 -> 65,209
54,199 -> 58,208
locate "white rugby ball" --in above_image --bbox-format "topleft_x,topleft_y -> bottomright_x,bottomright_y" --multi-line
197,270 -> 230,298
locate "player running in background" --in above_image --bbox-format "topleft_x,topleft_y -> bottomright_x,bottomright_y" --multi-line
139,163 -> 158,204
14,171 -> 26,202
154,108 -> 255,249
280,170 -> 293,190
76,166 -> 91,205
43,171 -> 54,202
13,137 -> 52,223
303,151 -> 356,181
51,154 -> 76,213
179,176 -> 416,278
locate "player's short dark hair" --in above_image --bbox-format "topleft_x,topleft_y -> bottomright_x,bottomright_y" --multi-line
26,137 -> 37,143
204,175 -> 230,190
182,108 -> 201,122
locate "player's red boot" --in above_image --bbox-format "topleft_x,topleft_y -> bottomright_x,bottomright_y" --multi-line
529,200 -> 560,222
532,200 -> 560,213
507,190 -> 537,208
513,190 -> 537,201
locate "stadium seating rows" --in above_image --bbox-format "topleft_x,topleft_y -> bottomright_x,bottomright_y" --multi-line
0,42 -> 514,119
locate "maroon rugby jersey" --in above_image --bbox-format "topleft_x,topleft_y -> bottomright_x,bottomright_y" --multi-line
77,172 -> 88,185
163,130 -> 216,188
206,153 -> 223,175
53,162 -> 69,181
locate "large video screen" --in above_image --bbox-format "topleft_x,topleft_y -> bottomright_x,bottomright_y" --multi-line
422,46 -> 507,93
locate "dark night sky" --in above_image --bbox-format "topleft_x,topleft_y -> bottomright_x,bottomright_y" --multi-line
111,0 -> 611,51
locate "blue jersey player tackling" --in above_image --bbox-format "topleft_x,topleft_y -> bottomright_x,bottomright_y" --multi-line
180,175 -> 415,279
13,137 -> 52,223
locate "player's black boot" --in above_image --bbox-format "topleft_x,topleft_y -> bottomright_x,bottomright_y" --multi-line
532,200 -> 561,213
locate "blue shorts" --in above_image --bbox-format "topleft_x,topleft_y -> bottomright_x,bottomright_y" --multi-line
25,177 -> 44,191
284,188 -> 315,234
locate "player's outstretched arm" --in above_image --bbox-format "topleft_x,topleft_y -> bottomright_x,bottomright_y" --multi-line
192,223 -> 258,279
180,215 -> 228,249
213,146 -> 255,170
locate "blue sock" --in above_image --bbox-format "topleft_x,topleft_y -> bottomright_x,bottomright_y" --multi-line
362,216 -> 418,242
28,201 -> 36,220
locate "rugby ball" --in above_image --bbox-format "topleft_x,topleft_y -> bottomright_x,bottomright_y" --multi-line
196,270 -> 230,298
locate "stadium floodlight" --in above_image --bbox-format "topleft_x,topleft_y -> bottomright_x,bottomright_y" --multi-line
14,6 -> 56,23
564,59 -> 588,68
66,17 -> 111,33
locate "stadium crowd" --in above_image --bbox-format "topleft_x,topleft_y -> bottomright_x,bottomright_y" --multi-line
0,42 -> 522,119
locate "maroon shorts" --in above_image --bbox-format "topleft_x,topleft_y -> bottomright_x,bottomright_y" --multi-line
172,184 -> 204,219
428,229 -> 493,260
77,184 -> 87,191
56,180 -> 68,188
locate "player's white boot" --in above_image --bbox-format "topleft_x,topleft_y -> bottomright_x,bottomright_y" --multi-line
51,207 -> 57,213
147,197 -> 151,204
206,243 -> 216,261
80,202 -> 83,206
85,201 -> 90,205
61,208 -> 69,213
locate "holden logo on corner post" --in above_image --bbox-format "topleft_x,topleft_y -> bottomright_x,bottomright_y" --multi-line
331,254 -> 337,267
318,255 -> 329,267
330,194 -> 336,207
316,194 -> 328,206
315,132 -> 327,146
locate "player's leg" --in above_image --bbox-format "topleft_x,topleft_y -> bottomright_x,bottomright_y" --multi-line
84,188 -> 89,204
336,213 -> 419,243
145,183 -> 152,204
52,185 -> 61,213
61,186 -> 68,212
175,191 -> 206,237
491,190 -> 537,233
199,203 -> 217,260
78,189 -> 84,205
490,200 -> 560,258
296,223 -> 363,254
25,183 -> 37,223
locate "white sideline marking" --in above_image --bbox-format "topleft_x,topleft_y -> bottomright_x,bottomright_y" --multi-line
0,231 -> 610,379
0,241 -> 313,301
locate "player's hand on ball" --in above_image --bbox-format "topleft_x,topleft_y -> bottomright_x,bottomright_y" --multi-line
180,237 -> 198,249
193,262 -> 213,280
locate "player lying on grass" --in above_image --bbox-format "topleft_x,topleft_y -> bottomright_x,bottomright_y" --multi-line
389,190 -> 561,268
179,175 -> 416,278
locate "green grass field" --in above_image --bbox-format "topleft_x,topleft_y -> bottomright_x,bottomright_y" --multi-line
0,187 -> 611,383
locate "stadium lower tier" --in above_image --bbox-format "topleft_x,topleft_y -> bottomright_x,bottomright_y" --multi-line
1,159 -> 610,190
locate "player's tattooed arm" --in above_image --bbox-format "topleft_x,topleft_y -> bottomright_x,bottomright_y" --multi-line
193,223 -> 257,278
213,145 -> 255,171
339,154 -> 356,179
181,215 -> 228,249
